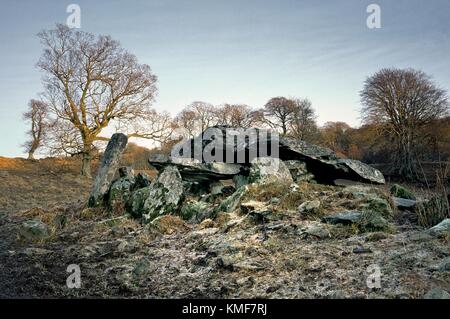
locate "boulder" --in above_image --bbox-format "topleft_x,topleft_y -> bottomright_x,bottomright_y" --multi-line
180,200 -> 215,222
19,219 -> 50,241
133,172 -> 151,190
88,133 -> 128,207
284,160 -> 315,182
390,184 -> 415,200
322,210 -> 389,231
118,166 -> 135,179
233,174 -> 249,189
108,177 -> 134,210
248,157 -> 293,184
278,137 -> 385,184
217,186 -> 248,213
127,186 -> 151,218
427,218 -> 450,237
140,166 -> 184,223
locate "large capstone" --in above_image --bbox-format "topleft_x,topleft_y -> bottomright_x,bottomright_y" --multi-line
278,137 -> 385,184
148,126 -> 385,185
88,133 -> 128,207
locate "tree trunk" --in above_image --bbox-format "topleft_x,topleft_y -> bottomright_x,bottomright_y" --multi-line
27,151 -> 35,160
81,144 -> 93,178
396,132 -> 416,181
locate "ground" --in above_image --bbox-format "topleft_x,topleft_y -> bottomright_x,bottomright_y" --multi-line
0,157 -> 448,298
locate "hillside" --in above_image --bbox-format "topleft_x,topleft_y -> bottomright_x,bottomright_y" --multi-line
0,152 -> 448,298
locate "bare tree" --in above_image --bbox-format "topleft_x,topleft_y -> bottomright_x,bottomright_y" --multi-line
262,97 -> 295,135
37,24 -> 159,177
175,101 -> 216,137
23,99 -> 48,159
360,68 -> 449,179
214,104 -> 259,128
175,109 -> 202,139
288,98 -> 317,141
320,121 -> 351,153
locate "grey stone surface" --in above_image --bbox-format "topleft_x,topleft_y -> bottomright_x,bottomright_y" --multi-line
88,133 -> 128,207
248,157 -> 293,184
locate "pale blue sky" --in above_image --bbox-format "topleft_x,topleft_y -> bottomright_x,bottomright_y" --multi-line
1,0 -> 449,157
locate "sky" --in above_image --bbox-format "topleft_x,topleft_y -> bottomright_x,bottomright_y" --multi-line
0,0 -> 449,157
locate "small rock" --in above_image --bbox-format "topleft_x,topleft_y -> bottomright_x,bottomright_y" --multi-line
181,200 -> 214,222
133,258 -> 151,277
302,223 -> 330,239
133,172 -> 151,190
216,256 -> 234,271
118,166 -> 135,178
365,232 -> 388,242
199,218 -> 215,229
427,218 -> 450,237
298,200 -> 321,215
424,287 -> 450,299
353,246 -> 372,254
321,211 -> 362,225
232,174 -> 249,189
19,219 -> 50,241
393,197 -> 416,209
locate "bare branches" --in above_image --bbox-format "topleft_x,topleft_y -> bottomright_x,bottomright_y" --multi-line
360,68 -> 449,179
37,24 -> 159,176
23,99 -> 49,159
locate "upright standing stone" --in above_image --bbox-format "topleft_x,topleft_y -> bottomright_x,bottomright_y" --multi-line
88,133 -> 128,207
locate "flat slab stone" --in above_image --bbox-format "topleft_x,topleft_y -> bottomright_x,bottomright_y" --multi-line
149,154 -> 244,182
393,197 -> 417,209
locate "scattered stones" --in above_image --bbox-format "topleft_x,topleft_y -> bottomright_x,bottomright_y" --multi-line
19,219 -> 50,241
88,133 -> 128,207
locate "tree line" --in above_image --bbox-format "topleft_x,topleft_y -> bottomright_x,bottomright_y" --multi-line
23,25 -> 449,180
